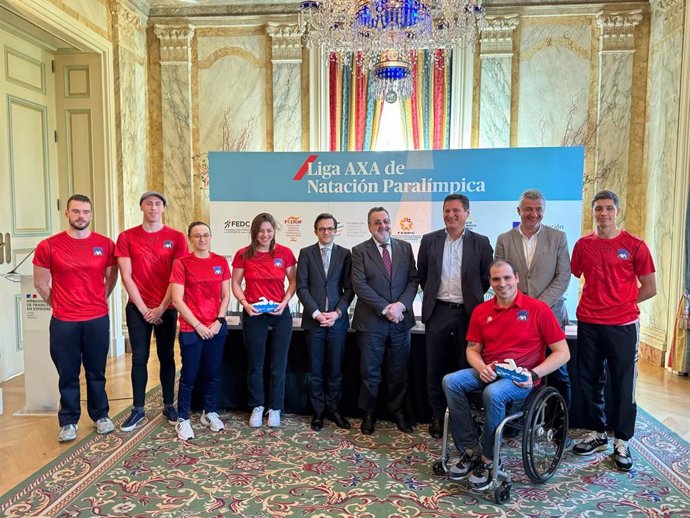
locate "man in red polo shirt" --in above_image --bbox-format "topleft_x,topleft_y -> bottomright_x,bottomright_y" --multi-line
571,190 -> 656,471
442,259 -> 570,490
116,191 -> 188,432
33,194 -> 118,442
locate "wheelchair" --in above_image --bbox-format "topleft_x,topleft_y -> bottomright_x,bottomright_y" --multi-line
432,385 -> 568,504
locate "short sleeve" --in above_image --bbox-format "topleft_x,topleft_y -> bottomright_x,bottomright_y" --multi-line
570,241 -> 581,278
538,304 -> 566,345
107,239 -> 117,266
633,241 -> 655,276
231,248 -> 247,269
466,309 -> 484,344
114,231 -> 130,258
174,232 -> 189,260
33,240 -> 51,269
170,258 -> 186,285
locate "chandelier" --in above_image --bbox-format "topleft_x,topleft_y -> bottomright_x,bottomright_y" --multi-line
299,0 -> 486,102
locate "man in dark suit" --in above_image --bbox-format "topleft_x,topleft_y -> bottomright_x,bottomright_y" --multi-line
297,213 -> 355,431
418,194 -> 493,438
351,207 -> 420,435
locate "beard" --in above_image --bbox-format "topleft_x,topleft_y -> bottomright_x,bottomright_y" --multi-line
69,219 -> 90,231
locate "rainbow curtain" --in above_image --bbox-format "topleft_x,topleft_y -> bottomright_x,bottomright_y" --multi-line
329,50 -> 452,151
400,49 -> 452,150
329,52 -> 384,151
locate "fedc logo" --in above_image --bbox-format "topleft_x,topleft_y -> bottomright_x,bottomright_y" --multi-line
224,220 -> 251,234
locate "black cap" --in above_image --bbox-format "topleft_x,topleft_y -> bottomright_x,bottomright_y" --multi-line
139,191 -> 166,206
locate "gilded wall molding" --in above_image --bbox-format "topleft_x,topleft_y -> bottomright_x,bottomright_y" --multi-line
652,0 -> 685,32
480,16 -> 519,57
109,1 -> 145,53
596,10 -> 643,52
154,24 -> 195,64
266,23 -> 304,63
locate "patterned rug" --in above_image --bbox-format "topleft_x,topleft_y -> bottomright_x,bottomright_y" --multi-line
1,387 -> 689,517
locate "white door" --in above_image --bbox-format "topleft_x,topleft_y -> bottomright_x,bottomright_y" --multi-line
0,27 -> 59,381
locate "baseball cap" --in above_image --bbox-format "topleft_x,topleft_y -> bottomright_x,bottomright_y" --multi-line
139,191 -> 166,206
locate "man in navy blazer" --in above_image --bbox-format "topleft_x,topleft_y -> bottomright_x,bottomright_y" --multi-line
351,207 -> 420,435
418,194 -> 493,438
296,213 -> 355,431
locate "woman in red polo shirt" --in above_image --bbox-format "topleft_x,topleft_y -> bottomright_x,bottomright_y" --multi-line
170,221 -> 231,441
231,213 -> 297,428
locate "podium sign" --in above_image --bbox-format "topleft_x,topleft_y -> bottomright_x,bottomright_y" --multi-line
15,275 -> 58,416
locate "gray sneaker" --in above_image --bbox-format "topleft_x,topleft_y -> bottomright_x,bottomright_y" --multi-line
613,439 -> 633,471
96,417 -> 115,434
58,423 -> 78,442
448,449 -> 481,481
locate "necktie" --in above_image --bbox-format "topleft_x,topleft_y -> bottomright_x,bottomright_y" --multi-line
321,247 -> 330,275
381,243 -> 392,278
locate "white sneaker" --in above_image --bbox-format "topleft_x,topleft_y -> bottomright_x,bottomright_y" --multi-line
96,417 -> 115,434
267,409 -> 281,427
249,406 -> 264,428
58,423 -> 78,442
176,418 -> 195,440
201,411 -> 225,432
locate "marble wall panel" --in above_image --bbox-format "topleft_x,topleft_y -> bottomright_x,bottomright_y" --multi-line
160,64 -> 193,232
643,28 -> 682,334
517,22 -> 592,148
62,0 -> 110,36
479,57 -> 511,148
594,52 -> 634,223
119,48 -> 149,229
197,34 -> 267,155
273,62 -> 301,151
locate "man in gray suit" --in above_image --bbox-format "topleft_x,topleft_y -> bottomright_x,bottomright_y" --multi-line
297,213 -> 355,431
494,189 -> 572,412
351,207 -> 420,435
418,193 -> 493,438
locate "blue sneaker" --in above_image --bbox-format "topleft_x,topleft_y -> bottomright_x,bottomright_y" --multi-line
162,404 -> 178,425
120,408 -> 145,432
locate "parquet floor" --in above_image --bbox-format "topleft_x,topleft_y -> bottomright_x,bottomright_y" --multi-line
0,350 -> 688,496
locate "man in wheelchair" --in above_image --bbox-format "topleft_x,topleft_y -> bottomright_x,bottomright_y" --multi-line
442,259 -> 570,490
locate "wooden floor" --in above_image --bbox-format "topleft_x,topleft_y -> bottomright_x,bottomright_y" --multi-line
0,353 -> 688,496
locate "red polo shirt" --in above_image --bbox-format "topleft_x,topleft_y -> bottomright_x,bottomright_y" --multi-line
571,230 -> 655,325
170,253 -> 231,332
33,231 -> 116,322
467,291 -> 565,370
115,225 -> 188,308
231,244 -> 296,305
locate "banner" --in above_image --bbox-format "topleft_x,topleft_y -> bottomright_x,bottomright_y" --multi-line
209,147 -> 584,317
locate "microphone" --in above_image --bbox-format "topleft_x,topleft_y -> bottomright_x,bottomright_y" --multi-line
2,247 -> 36,282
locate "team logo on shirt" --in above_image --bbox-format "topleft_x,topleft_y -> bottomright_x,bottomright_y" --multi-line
163,240 -> 173,249
517,310 -> 529,321
617,249 -> 630,260
274,258 -> 284,268
213,266 -> 222,275
93,247 -> 104,256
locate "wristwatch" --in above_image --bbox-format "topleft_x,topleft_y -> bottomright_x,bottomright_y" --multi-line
530,371 -> 540,382
216,317 -> 225,324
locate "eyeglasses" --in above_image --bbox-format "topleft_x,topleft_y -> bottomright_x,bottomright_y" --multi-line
317,227 -> 336,233
191,233 -> 211,240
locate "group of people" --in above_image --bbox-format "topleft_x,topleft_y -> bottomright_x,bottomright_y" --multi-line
33,187 -> 655,489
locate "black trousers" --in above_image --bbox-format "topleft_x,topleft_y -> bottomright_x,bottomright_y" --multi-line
577,321 -> 639,440
305,326 -> 347,414
49,315 -> 110,427
425,303 -> 470,419
125,303 -> 178,409
357,327 -> 410,415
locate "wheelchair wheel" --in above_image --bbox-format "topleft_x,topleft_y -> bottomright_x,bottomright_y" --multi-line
521,386 -> 568,484
494,481 -> 511,504
432,460 -> 446,476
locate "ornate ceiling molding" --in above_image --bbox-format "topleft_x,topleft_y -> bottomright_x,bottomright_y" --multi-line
154,24 -> 195,63
266,23 -> 304,62
596,10 -> 643,52
480,16 -> 519,56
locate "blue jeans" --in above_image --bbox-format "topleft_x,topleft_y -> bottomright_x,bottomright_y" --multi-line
242,307 -> 292,411
176,322 -> 228,420
442,368 -> 531,459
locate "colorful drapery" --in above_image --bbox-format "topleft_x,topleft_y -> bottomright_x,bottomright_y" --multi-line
328,50 -> 452,151
400,49 -> 452,150
328,52 -> 383,151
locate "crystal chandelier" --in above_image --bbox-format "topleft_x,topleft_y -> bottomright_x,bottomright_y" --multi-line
300,0 -> 486,101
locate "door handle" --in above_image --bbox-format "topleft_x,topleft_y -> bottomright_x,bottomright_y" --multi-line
0,233 -> 11,264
